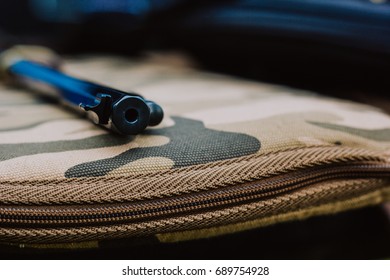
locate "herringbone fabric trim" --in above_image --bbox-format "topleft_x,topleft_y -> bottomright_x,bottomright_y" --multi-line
156,183 -> 390,242
0,178 -> 388,243
0,146 -> 387,205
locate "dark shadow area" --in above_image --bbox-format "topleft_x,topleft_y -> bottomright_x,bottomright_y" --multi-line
1,1 -> 388,111
2,206 -> 390,260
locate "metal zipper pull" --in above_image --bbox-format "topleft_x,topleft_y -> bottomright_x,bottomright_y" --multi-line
0,46 -> 164,135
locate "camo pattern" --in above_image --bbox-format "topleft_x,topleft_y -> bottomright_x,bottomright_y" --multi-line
1,54 -> 390,183
1,54 -> 390,244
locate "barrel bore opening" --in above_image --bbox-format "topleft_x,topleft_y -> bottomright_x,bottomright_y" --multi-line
124,109 -> 139,123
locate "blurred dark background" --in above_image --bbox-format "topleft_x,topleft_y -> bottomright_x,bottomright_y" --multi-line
1,0 -> 389,97
1,0 -> 390,259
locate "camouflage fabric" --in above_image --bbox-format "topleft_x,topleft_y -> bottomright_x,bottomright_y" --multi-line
0,53 -> 390,244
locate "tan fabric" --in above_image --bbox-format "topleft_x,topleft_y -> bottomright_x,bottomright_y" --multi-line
0,147 -> 387,205
157,182 -> 390,242
0,178 -> 389,243
1,56 -> 390,182
0,54 -> 390,244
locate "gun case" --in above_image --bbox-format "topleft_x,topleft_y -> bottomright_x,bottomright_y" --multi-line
0,54 -> 389,249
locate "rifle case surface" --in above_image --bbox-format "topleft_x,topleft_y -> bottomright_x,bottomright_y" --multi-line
0,55 -> 389,248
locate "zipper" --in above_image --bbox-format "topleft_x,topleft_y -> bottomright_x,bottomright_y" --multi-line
1,162 -> 390,226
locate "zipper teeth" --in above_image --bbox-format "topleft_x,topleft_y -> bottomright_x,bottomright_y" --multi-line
1,163 -> 390,225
